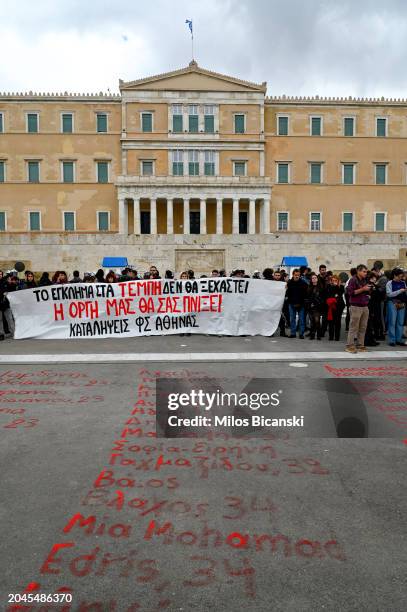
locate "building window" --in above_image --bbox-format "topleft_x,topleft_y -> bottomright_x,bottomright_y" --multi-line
188,150 -> 199,175
277,162 -> 289,183
141,211 -> 151,234
375,212 -> 386,232
29,211 -> 41,231
172,150 -> 184,175
141,160 -> 154,176
310,116 -> 322,136
310,212 -> 321,231
376,117 -> 387,137
0,113 -> 3,133
204,150 -> 215,176
141,112 -> 152,132
63,212 -> 75,231
277,116 -> 288,136
234,114 -> 245,134
97,161 -> 109,183
277,212 -> 289,231
0,212 -> 6,231
27,113 -> 39,133
344,117 -> 354,136
27,161 -> 40,183
375,163 -> 387,185
234,161 -> 246,176
204,105 -> 215,133
0,161 -> 5,183
98,211 -> 110,231
190,211 -> 200,234
188,105 -> 198,133
172,105 -> 183,132
310,162 -> 322,184
342,163 -> 355,185
61,113 -> 73,133
62,161 -> 74,183
343,212 -> 354,231
239,211 -> 248,234
96,113 -> 107,133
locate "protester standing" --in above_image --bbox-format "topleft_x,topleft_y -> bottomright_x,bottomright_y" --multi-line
269,269 -> 287,337
386,268 -> 407,347
306,273 -> 324,340
105,271 -> 117,283
364,272 -> 381,346
345,264 -> 371,353
317,264 -> 329,336
326,275 -> 345,341
70,270 -> 82,283
38,272 -> 52,286
0,273 -> 18,339
286,269 -> 308,338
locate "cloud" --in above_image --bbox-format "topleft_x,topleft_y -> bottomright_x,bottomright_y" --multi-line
0,0 -> 407,97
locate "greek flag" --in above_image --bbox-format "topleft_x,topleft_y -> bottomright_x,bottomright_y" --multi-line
185,19 -> 193,36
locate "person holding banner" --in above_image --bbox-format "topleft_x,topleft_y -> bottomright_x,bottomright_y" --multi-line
0,272 -> 17,340
19,271 -> 37,290
270,269 -> 288,337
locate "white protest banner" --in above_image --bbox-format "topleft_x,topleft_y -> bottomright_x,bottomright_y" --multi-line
8,278 -> 286,340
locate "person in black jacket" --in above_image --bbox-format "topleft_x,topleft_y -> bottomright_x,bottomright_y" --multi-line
19,270 -> 37,290
286,269 -> 308,338
0,273 -> 18,339
364,272 -> 381,346
306,273 -> 324,340
326,275 -> 345,341
39,272 -> 52,286
317,264 -> 329,337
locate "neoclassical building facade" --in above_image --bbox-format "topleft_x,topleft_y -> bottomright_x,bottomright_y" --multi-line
0,61 -> 406,273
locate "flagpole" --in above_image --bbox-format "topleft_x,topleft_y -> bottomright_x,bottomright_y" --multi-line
191,31 -> 194,61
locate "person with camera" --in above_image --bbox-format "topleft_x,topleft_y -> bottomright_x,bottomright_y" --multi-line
345,264 -> 371,353
386,268 -> 407,347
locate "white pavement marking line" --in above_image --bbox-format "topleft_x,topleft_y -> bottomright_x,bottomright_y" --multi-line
0,351 -> 406,364
289,363 -> 309,367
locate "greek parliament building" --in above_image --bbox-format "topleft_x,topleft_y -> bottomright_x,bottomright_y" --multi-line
0,61 -> 407,274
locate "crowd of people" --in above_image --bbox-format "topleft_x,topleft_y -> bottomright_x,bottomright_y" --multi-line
1,262 -> 406,350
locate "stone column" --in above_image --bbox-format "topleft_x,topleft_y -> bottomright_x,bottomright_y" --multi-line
200,199 -> 206,234
167,198 -> 174,234
118,198 -> 127,234
150,198 -> 157,234
133,198 -> 140,234
249,198 -> 256,234
232,198 -> 239,234
216,198 -> 223,234
183,199 -> 190,234
263,198 -> 271,234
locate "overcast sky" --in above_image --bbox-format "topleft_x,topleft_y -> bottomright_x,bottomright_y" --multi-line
1,0 -> 407,98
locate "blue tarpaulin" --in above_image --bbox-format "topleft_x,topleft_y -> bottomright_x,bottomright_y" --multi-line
281,256 -> 308,267
102,257 -> 128,268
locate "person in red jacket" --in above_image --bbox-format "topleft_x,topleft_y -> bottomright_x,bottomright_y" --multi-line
326,275 -> 345,341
